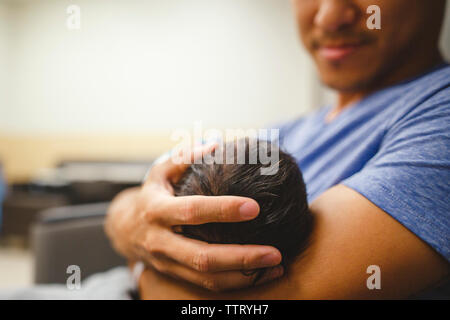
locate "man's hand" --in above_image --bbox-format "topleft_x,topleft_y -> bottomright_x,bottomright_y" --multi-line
105,146 -> 283,292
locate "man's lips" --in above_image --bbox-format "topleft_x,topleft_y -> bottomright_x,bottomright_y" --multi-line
317,43 -> 365,61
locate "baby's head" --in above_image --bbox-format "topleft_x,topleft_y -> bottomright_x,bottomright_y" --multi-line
173,138 -> 313,281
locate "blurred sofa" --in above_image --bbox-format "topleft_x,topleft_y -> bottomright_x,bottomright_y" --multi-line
31,202 -> 126,284
1,160 -> 151,243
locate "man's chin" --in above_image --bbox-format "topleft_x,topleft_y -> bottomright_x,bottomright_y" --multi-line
319,74 -> 375,93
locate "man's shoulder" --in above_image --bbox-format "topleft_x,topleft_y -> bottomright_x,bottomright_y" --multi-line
409,63 -> 450,89
406,63 -> 450,106
382,64 -> 450,130
401,63 -> 449,102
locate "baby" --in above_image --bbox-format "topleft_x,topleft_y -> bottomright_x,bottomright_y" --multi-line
173,138 -> 313,282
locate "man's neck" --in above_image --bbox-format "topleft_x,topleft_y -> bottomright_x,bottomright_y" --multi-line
327,49 -> 444,122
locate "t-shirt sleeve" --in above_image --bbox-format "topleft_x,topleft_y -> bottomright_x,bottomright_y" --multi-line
342,91 -> 450,262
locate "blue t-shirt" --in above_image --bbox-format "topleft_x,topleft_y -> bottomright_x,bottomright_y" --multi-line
277,63 -> 450,263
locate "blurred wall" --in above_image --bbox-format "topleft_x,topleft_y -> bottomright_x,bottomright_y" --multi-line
0,1 -> 8,109
1,0 -> 449,182
441,0 -> 450,61
0,0 -> 321,182
1,0 -> 318,134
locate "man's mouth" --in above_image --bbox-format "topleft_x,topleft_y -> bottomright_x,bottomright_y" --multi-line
317,43 -> 365,61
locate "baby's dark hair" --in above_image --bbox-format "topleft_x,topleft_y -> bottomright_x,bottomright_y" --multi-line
173,138 -> 313,282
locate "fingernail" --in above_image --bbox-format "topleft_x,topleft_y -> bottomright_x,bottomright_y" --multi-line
239,202 -> 259,219
259,253 -> 281,267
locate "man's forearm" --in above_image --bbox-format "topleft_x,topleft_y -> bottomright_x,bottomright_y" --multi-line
139,185 -> 449,300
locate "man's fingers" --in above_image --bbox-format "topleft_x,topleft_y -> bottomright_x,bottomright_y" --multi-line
156,195 -> 260,226
151,232 -> 282,272
151,256 -> 284,292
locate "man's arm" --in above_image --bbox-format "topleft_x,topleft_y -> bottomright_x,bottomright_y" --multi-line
139,184 -> 449,299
